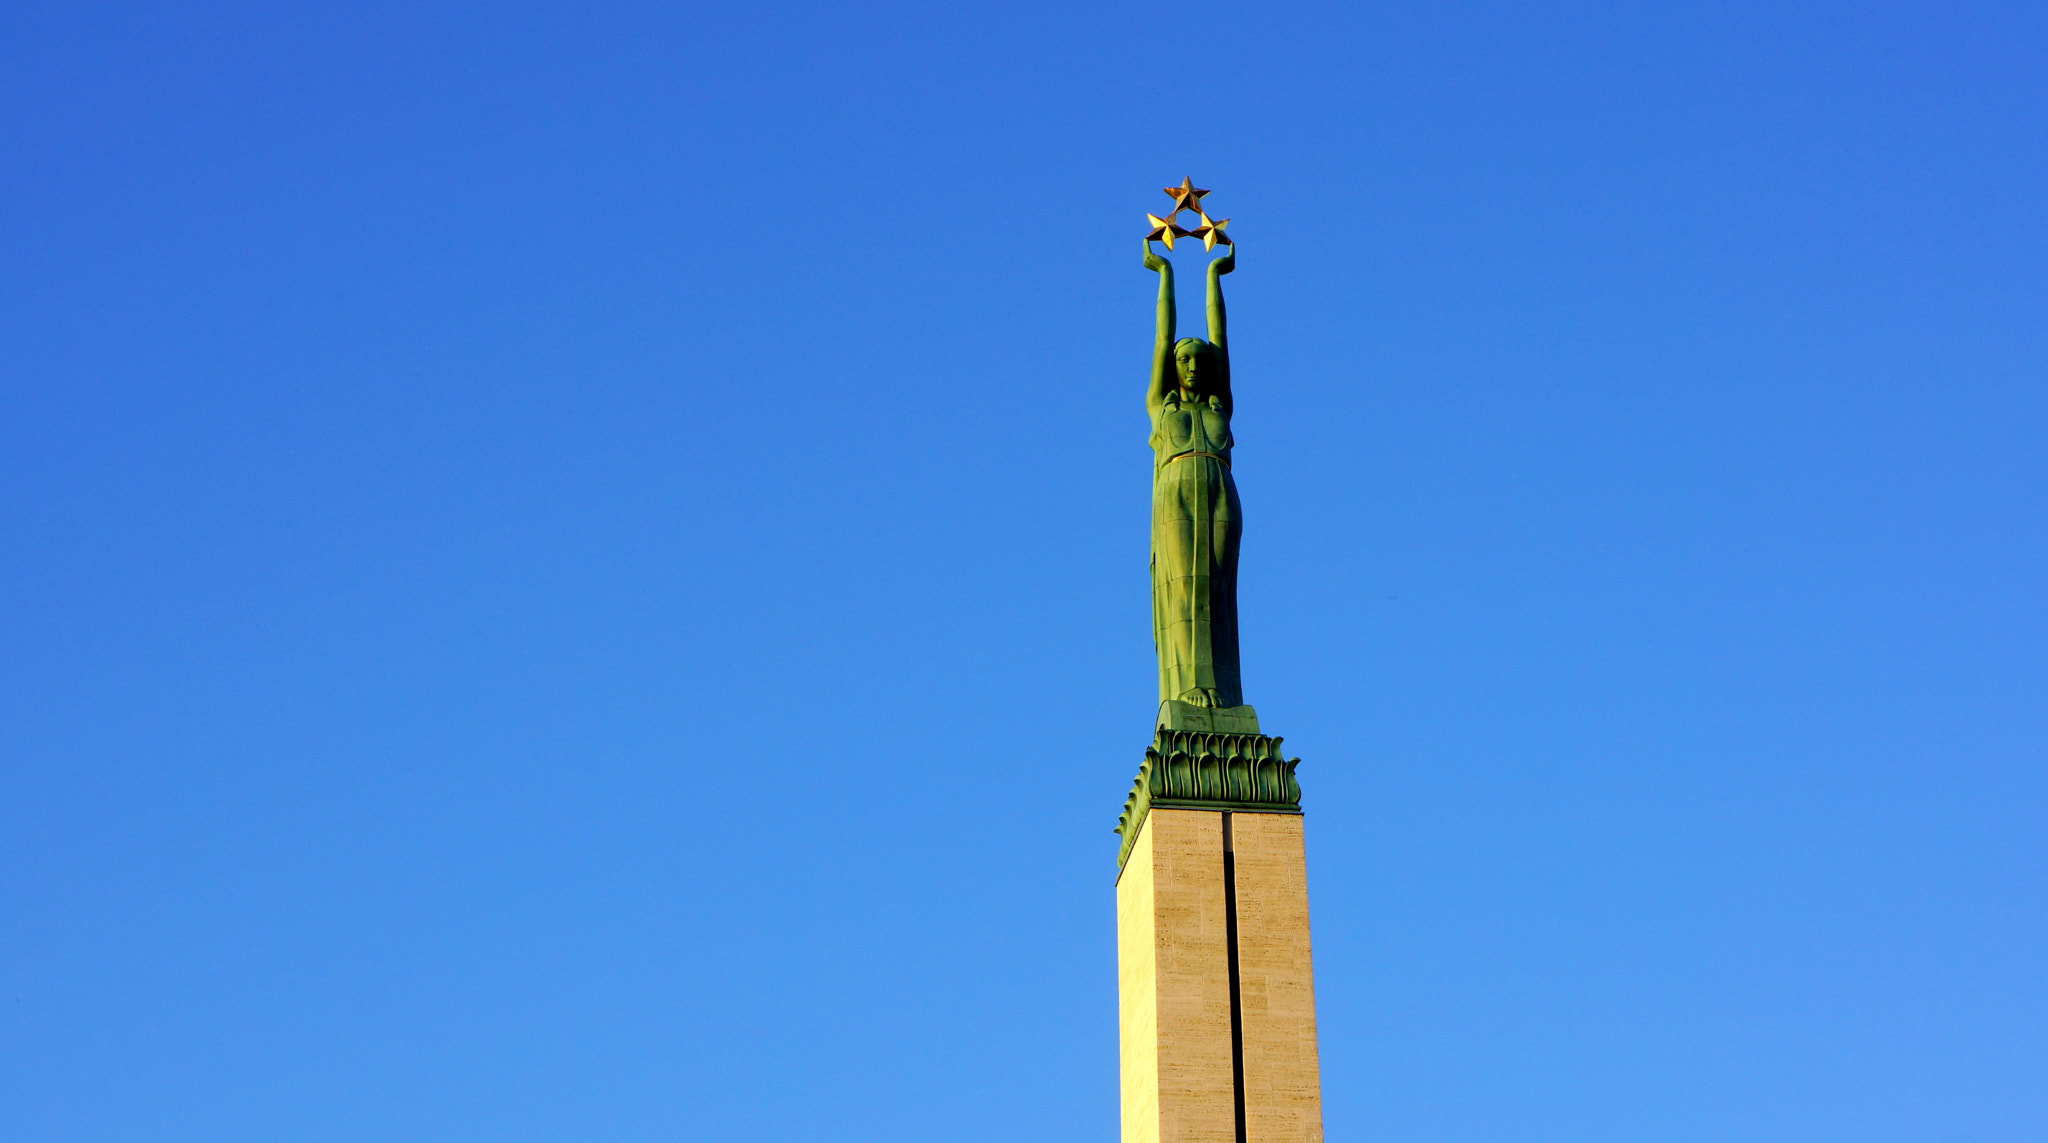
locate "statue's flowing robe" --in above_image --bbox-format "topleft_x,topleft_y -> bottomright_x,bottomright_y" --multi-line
1149,392 -> 1243,708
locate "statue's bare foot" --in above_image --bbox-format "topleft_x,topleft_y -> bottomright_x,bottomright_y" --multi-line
1178,688 -> 1222,708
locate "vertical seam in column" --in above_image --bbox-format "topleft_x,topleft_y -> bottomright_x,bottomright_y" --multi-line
1223,812 -> 1246,1143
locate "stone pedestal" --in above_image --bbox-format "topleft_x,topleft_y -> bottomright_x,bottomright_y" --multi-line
1116,729 -> 1324,1143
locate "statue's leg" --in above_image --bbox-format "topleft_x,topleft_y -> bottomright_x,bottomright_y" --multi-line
1151,551 -> 1171,704
1152,470 -> 1202,704
1210,475 -> 1244,707
1189,451 -> 1213,703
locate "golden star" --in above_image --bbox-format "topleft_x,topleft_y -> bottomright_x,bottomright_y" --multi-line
1145,212 -> 1192,250
1190,211 -> 1231,250
1162,177 -> 1210,216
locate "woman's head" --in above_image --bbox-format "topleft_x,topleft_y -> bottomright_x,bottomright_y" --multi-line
1173,337 -> 1218,393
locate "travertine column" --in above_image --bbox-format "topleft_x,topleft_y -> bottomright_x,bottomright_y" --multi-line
1118,806 -> 1324,1143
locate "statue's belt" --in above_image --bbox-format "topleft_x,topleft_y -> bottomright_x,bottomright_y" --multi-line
1165,450 -> 1230,468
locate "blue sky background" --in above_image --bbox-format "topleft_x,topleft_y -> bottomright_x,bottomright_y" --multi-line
4,2 -> 2045,1140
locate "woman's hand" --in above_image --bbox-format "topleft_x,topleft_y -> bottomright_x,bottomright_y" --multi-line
1211,243 -> 1236,275
1143,239 -> 1169,273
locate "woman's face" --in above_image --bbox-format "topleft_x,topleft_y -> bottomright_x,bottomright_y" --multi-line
1175,343 -> 1205,389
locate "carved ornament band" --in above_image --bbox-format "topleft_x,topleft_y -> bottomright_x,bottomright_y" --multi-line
1115,728 -> 1302,873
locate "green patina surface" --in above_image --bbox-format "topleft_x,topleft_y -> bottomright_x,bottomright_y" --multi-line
1115,727 -> 1302,872
1144,240 -> 1243,711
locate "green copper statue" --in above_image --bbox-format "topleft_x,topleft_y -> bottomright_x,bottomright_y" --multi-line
1115,184 -> 1297,870
1143,219 -> 1244,719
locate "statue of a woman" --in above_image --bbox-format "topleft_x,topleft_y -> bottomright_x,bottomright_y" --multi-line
1144,238 -> 1243,712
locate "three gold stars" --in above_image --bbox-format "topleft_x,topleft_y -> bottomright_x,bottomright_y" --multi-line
1145,178 -> 1232,250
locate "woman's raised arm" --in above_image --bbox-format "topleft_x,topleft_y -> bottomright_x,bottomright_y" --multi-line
1145,239 -> 1177,411
1206,244 -> 1235,416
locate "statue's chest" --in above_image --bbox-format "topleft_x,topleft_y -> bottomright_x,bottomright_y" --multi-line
1154,403 -> 1232,455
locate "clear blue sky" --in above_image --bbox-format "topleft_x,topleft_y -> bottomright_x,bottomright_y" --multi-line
3,2 -> 2044,1140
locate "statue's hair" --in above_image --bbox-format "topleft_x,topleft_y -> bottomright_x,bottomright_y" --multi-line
1173,337 -> 1215,358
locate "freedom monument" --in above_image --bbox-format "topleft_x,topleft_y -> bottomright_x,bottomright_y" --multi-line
1114,181 -> 1325,1143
